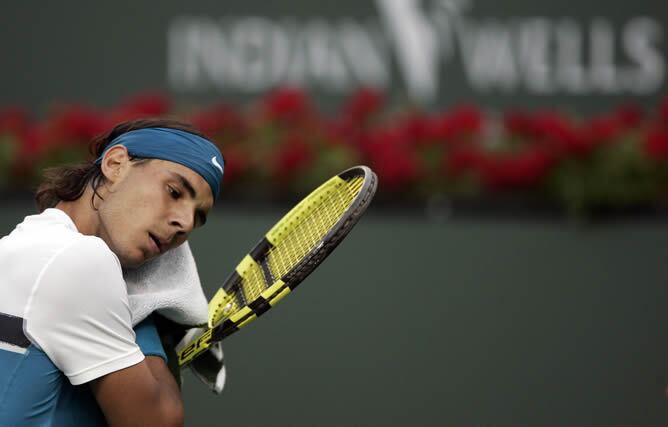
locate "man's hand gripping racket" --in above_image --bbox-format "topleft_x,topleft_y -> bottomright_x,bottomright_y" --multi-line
176,166 -> 377,372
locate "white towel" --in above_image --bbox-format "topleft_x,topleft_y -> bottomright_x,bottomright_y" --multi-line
123,242 -> 227,393
124,241 -> 209,327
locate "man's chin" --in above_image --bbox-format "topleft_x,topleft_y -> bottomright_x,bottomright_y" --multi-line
117,252 -> 150,270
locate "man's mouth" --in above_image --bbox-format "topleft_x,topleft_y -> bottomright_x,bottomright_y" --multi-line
149,233 -> 164,254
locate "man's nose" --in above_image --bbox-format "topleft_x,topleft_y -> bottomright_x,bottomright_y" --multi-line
170,207 -> 195,234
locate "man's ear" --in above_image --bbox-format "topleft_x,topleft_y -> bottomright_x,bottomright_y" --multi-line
100,145 -> 130,184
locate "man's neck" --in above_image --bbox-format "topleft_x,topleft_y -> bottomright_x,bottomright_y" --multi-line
55,187 -> 100,236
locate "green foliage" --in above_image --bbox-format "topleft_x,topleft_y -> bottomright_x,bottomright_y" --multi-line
0,134 -> 18,189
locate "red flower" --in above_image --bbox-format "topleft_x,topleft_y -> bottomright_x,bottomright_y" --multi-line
397,114 -> 433,145
342,87 -> 384,123
445,147 -> 486,175
0,108 -> 31,135
16,125 -> 48,160
581,114 -> 624,146
358,126 -> 409,161
371,145 -> 420,188
614,103 -> 643,129
110,92 -> 172,122
644,128 -> 668,160
50,105 -> 110,142
430,105 -> 483,142
218,146 -> 249,183
479,146 -> 556,189
264,87 -> 312,122
532,112 -> 590,155
504,111 -> 538,138
273,134 -> 313,180
191,104 -> 246,138
660,96 -> 668,123
360,126 -> 419,187
324,115 -> 378,149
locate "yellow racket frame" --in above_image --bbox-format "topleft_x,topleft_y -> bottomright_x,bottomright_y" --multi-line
177,166 -> 376,367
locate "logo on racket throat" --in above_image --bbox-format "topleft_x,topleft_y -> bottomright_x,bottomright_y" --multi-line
211,156 -> 224,174
178,328 -> 213,365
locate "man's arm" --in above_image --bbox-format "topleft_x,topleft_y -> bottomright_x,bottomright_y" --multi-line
91,356 -> 184,427
24,239 -> 184,426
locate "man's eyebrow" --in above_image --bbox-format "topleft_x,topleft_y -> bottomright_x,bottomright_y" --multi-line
169,172 -> 208,226
170,172 -> 197,199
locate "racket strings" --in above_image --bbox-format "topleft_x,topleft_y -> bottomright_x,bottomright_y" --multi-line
267,176 -> 364,278
236,259 -> 267,305
267,186 -> 346,276
229,175 -> 365,318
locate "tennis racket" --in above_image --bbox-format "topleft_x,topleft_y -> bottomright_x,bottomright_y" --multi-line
176,165 -> 377,367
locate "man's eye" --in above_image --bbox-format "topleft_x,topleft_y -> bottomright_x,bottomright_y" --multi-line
168,186 -> 181,199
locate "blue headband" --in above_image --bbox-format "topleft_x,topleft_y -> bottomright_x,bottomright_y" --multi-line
95,127 -> 224,202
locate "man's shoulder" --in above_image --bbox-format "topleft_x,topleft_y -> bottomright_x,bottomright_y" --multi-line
4,209 -> 106,253
63,234 -> 119,267
45,236 -> 123,296
0,210 -> 120,313
9,208 -> 119,271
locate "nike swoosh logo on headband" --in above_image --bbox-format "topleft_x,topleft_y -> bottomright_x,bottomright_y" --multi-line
211,156 -> 224,174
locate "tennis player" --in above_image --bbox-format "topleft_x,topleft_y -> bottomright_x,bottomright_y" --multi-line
0,119 -> 224,426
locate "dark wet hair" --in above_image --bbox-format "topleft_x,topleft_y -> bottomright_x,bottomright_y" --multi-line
35,118 -> 208,212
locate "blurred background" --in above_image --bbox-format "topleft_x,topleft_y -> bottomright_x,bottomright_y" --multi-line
1,0 -> 668,425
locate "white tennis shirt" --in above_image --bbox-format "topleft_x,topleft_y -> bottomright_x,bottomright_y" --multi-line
0,208 -> 144,424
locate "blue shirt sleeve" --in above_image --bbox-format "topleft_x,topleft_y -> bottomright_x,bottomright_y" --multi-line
133,315 -> 168,362
53,315 -> 168,426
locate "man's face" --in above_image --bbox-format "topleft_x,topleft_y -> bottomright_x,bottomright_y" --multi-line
97,154 -> 214,269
